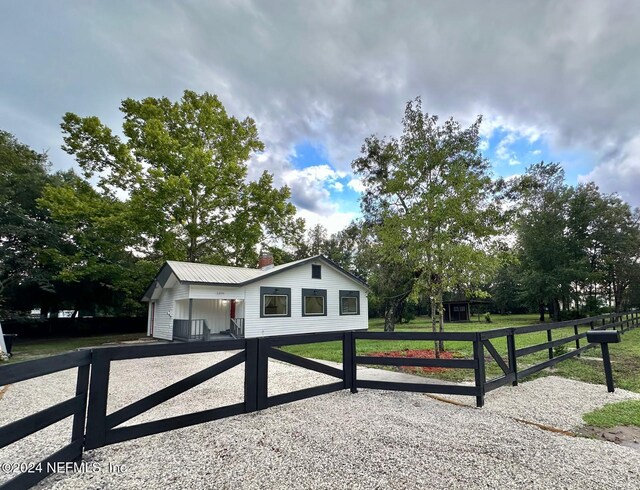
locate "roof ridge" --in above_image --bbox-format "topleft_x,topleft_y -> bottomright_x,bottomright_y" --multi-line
166,260 -> 261,272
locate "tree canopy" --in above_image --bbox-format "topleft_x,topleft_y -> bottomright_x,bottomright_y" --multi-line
61,90 -> 304,265
2,93 -> 640,323
352,98 -> 503,336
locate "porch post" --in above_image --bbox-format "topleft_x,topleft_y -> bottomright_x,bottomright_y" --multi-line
188,299 -> 193,338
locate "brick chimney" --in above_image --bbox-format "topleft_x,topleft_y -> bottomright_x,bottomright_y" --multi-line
258,251 -> 274,270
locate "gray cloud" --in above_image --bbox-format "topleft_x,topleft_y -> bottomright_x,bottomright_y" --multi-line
1,1 -> 640,204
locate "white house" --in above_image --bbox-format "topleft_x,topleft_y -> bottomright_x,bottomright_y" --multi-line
141,254 -> 369,341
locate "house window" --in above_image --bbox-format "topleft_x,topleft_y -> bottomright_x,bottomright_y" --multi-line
312,264 -> 321,279
339,290 -> 360,315
302,288 -> 327,316
260,287 -> 291,317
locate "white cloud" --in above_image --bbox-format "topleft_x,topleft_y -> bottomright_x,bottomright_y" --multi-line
296,208 -> 359,235
280,164 -> 347,215
347,178 -> 366,193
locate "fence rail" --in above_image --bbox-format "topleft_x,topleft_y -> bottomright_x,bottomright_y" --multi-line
0,310 -> 638,489
173,319 -> 210,342
0,351 -> 90,490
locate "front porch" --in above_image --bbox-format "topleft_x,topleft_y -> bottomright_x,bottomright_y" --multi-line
172,297 -> 245,341
172,318 -> 245,341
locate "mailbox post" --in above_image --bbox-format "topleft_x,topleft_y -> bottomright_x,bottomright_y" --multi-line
586,330 -> 621,393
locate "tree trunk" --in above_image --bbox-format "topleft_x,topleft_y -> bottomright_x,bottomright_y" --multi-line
539,302 -> 545,322
438,293 -> 445,353
384,304 -> 396,332
431,296 -> 440,358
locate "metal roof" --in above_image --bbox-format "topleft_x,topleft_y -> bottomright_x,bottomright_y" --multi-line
141,255 -> 369,302
166,260 -> 264,284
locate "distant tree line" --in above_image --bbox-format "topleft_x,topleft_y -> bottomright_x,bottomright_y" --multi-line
1,92 -> 639,333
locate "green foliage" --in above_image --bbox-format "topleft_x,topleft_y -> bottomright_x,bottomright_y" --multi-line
352,97 -> 504,331
484,312 -> 492,323
1,131 -> 153,317
583,400 -> 640,428
0,131 -> 69,316
61,90 -> 303,265
510,163 -> 640,318
553,343 -> 568,356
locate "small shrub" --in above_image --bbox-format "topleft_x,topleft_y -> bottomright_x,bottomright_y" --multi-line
484,312 -> 492,323
553,344 -> 568,357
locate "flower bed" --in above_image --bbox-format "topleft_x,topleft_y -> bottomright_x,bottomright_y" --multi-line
368,349 -> 454,373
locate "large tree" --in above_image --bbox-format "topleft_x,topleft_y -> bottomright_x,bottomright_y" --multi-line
39,172 -> 157,316
0,131 -> 70,316
353,98 -> 503,348
512,163 -> 640,318
61,90 -> 303,265
512,163 -> 579,321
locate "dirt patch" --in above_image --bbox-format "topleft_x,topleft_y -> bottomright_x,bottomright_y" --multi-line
578,425 -> 640,451
368,349 -> 454,373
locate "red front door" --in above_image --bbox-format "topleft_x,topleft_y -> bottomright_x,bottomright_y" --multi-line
230,299 -> 236,319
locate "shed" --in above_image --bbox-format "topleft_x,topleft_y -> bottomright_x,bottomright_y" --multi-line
142,254 -> 369,341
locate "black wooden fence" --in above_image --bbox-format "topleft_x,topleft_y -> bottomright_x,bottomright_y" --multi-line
0,311 -> 638,489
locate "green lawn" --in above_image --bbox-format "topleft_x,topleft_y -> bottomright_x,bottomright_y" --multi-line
283,314 -> 640,390
4,333 -> 145,363
583,400 -> 640,428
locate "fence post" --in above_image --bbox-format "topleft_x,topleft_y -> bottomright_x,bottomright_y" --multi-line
71,363 -> 91,456
244,338 -> 258,413
256,338 -> 269,410
84,349 -> 111,450
473,333 -> 485,408
342,331 -> 353,391
574,323 -> 581,356
547,329 -> 553,360
506,328 -> 518,387
350,332 -> 358,393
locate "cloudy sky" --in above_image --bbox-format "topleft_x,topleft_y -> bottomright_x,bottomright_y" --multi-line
2,1 -> 639,233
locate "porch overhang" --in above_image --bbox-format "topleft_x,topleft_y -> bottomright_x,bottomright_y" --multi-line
187,284 -> 245,300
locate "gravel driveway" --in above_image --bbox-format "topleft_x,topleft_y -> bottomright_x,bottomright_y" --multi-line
1,351 -> 640,489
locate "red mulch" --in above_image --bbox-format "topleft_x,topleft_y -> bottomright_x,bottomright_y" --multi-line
368,349 -> 454,374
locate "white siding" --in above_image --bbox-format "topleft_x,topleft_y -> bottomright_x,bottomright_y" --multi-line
189,285 -> 244,300
190,299 -> 230,333
152,282 -> 189,340
244,260 -> 368,338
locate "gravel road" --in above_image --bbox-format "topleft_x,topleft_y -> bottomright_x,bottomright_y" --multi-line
1,351 -> 640,489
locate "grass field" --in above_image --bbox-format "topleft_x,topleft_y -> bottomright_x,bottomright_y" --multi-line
582,400 -> 640,428
283,313 -> 640,391
5,333 -> 144,363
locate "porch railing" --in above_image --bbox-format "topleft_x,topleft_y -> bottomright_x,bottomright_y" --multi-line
230,318 -> 245,338
173,319 -> 210,342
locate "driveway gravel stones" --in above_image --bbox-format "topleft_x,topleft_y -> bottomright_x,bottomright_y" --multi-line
1,351 -> 639,489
